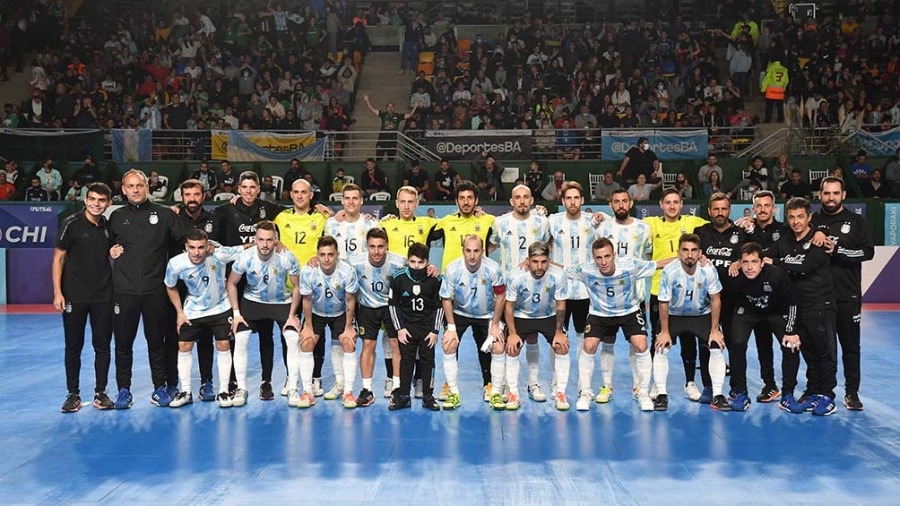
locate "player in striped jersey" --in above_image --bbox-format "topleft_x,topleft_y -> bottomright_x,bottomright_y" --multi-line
165,229 -> 248,408
274,178 -> 329,396
440,235 -> 506,410
547,181 -> 594,402
322,183 -> 380,399
653,234 -> 729,412
489,184 -> 550,402
566,238 -> 671,412
227,221 -> 302,408
643,188 -> 709,402
434,181 -> 495,273
350,228 -> 407,405
591,188 -> 653,403
504,242 -> 571,411
299,235 -> 360,408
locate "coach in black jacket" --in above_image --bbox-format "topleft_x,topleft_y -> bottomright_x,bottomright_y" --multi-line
108,169 -> 192,408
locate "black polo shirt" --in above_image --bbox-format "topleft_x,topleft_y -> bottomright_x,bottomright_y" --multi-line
55,211 -> 113,302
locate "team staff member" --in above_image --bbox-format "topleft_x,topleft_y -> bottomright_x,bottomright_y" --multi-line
766,197 -> 838,416
653,234 -> 729,412
108,169 -> 192,408
504,242 -> 570,411
388,242 -> 444,411
812,177 -> 874,411
725,243 -> 800,413
434,181 -> 495,272
165,230 -> 247,408
53,182 -> 116,412
616,136 -> 660,187
171,179 -> 225,402
643,188 -> 708,402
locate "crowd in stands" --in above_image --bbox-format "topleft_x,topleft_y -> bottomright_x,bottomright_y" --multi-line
1,1 -> 368,135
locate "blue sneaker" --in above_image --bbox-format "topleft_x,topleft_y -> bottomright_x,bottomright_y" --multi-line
166,385 -> 179,400
151,386 -> 172,407
727,389 -> 741,402
699,386 -> 713,404
778,393 -> 804,414
199,381 -> 216,402
813,395 -> 836,416
114,388 -> 133,410
731,392 -> 751,412
798,394 -> 819,412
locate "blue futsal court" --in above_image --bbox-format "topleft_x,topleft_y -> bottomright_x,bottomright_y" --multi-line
2,308 -> 900,504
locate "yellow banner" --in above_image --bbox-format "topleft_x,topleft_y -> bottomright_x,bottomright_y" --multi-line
210,130 -> 317,161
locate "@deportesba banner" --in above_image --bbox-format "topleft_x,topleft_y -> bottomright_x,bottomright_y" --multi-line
601,129 -> 709,161
424,130 -> 532,160
211,130 -> 325,162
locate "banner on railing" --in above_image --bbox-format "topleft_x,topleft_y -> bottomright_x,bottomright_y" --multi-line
853,127 -> 900,156
423,130 -> 533,160
601,129 -> 709,161
0,204 -> 64,248
111,129 -> 153,162
211,131 -> 325,162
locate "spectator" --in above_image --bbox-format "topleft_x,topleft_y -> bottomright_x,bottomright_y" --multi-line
594,171 -> 622,202
730,156 -> 769,199
402,160 -> 430,199
673,171 -> 693,199
771,153 -> 793,192
476,152 -> 505,200
332,168 -> 350,194
697,154 -> 722,185
281,158 -> 308,200
3,161 -> 21,187
884,149 -> 900,194
860,169 -> 891,198
0,172 -> 16,201
36,158 -> 63,200
360,158 -> 389,198
812,167 -> 844,193
761,58 -> 788,123
433,159 -> 461,201
850,150 -> 872,186
70,157 -> 102,186
525,160 -> 544,196
701,169 -> 726,199
627,173 -> 661,202
363,94 -> 417,161
25,176 -> 50,201
218,161 -> 237,195
147,170 -> 167,201
259,174 -> 278,202
617,136 -> 659,186
189,161 -> 217,200
476,176 -> 497,201
541,171 -> 565,201
779,169 -> 811,200
303,172 -> 322,203
556,118 -> 580,160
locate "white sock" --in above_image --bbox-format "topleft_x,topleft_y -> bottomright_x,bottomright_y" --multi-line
444,353 -> 459,394
382,336 -> 392,359
629,346 -> 639,389
299,351 -> 314,392
234,330 -> 251,390
525,342 -> 540,385
600,343 -> 615,387
343,349 -> 358,394
653,348 -> 670,395
178,350 -> 192,394
362,377 -> 372,390
331,342 -> 344,386
578,350 -> 595,393
576,332 -> 585,354
549,350 -> 557,392
505,354 -> 520,395
283,329 -> 300,391
709,348 -> 726,397
490,353 -> 505,390
554,352 -> 570,393
636,350 -> 652,394
216,349 -> 232,393
392,375 -> 400,388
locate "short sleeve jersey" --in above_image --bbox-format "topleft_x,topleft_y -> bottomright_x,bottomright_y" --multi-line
299,261 -> 359,317
489,212 -> 550,279
566,258 -> 657,317
165,246 -> 245,319
274,208 -> 327,265
231,248 -> 301,304
324,214 -> 380,259
505,266 -> 568,319
657,262 -> 722,316
350,252 -> 407,308
548,212 -> 595,300
439,257 -> 505,319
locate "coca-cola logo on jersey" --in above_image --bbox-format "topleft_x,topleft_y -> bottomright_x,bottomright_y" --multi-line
238,223 -> 257,233
705,246 -> 733,257
782,254 -> 806,264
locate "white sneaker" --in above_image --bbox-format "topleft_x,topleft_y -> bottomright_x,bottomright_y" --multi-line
638,394 -> 654,411
684,381 -> 701,402
216,391 -> 232,408
324,383 -> 343,400
414,378 -> 424,399
383,378 -> 394,398
232,388 -> 249,407
287,389 -> 300,407
528,384 -> 547,402
312,378 -> 324,397
281,379 -> 289,396
576,390 -> 593,411
397,69 -> 405,75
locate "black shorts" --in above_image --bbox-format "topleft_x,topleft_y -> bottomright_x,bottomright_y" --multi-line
455,313 -> 492,340
240,298 -> 292,327
584,311 -> 646,341
356,305 -> 397,341
310,313 -> 348,340
668,313 -> 714,348
179,310 -> 233,342
565,299 -> 589,333
514,316 -> 556,344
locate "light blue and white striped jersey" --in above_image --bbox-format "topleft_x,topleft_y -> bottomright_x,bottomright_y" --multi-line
231,248 -> 301,304
548,212 -> 595,300
658,262 -> 722,316
594,218 -> 654,299
350,251 -> 407,308
506,266 -> 569,319
165,246 -> 245,319
325,215 -> 380,259
566,258 -> 657,317
488,212 -> 550,279
299,261 -> 359,317
439,256 -> 505,319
